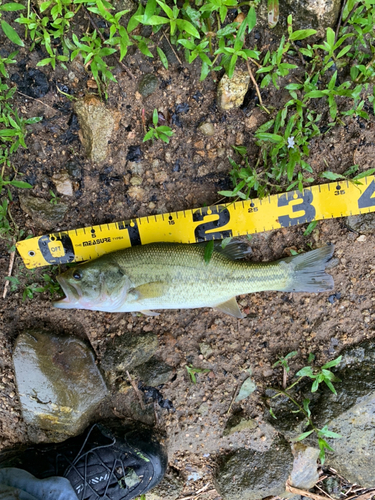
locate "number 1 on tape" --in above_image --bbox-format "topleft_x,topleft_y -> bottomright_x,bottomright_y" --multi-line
17,176 -> 375,269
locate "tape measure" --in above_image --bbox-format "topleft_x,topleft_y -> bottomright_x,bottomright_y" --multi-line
17,176 -> 375,269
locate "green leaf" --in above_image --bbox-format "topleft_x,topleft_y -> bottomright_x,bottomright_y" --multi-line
204,240 -> 214,264
9,180 -> 33,189
318,426 -> 342,439
1,2 -> 25,11
303,398 -> 311,418
246,6 -> 256,31
321,356 -> 342,369
156,0 -> 174,19
303,220 -> 318,236
291,430 -> 314,442
176,19 -> 200,38
1,19 -> 24,46
305,90 -> 326,98
311,378 -> 319,392
255,132 -> 283,143
289,29 -> 317,41
296,366 -> 314,377
143,130 -> 155,142
321,171 -> 345,181
326,27 -> 335,49
353,168 -> 375,180
144,0 -> 156,21
156,46 -> 168,69
269,407 -> 277,419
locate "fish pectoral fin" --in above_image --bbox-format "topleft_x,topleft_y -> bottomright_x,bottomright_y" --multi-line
214,298 -> 245,318
140,310 -> 160,317
130,281 -> 169,300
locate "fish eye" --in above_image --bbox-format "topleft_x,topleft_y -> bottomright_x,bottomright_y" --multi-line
73,270 -> 82,280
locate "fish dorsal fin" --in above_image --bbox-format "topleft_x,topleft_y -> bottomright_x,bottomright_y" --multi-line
214,297 -> 245,318
214,240 -> 252,260
194,240 -> 252,260
129,281 -> 169,300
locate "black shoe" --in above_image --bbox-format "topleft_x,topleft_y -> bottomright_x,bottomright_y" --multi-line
0,420 -> 167,500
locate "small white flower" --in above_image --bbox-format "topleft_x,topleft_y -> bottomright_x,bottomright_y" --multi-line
287,136 -> 295,149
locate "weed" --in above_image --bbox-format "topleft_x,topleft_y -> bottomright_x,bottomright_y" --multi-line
49,189 -> 59,205
5,266 -> 63,300
0,1 -> 25,46
186,364 -> 210,383
269,352 -> 343,463
143,109 -> 174,144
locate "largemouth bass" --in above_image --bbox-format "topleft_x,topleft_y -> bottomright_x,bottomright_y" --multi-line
54,242 -> 334,318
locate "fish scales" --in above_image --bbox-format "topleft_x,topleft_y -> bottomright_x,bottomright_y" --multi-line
54,242 -> 334,317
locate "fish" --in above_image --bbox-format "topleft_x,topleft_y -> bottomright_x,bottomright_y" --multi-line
53,242 -> 334,318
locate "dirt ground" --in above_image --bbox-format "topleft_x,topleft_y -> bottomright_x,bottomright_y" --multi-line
0,14 -> 375,498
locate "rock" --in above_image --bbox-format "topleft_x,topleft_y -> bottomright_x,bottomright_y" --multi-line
19,195 -> 68,231
65,161 -> 82,179
267,340 -> 375,487
138,74 -> 158,98
100,332 -> 158,377
217,70 -> 251,110
13,331 -> 108,441
289,443 -> 319,489
223,413 -> 258,436
256,0 -> 341,38
130,175 -> 143,186
132,357 -> 174,387
146,468 -> 184,500
346,213 -> 375,234
199,342 -> 213,358
52,171 -> 74,196
214,435 -> 293,500
198,122 -> 215,136
74,95 -> 121,163
235,371 -> 257,402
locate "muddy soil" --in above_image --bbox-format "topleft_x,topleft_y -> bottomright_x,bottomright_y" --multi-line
0,13 -> 375,498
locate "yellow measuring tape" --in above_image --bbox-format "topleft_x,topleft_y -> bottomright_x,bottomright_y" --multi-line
17,176 -> 375,269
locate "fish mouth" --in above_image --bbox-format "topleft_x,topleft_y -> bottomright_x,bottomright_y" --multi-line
53,276 -> 82,309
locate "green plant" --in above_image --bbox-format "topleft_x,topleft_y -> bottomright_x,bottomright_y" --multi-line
269,353 -> 343,463
143,109 -> 174,144
0,1 -> 25,46
49,189 -> 59,205
5,267 -> 63,299
186,364 -> 210,383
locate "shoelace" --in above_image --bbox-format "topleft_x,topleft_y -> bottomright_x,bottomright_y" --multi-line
56,424 -> 124,500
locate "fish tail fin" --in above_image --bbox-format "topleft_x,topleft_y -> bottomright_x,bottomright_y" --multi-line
281,244 -> 334,293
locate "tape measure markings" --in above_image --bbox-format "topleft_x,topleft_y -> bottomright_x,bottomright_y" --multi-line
16,176 -> 375,269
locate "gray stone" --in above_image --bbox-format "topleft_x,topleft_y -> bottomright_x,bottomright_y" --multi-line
214,435 -> 293,500
133,356 -> 174,386
346,213 -> 375,234
13,331 -> 108,441
19,195 -> 68,231
217,70 -> 250,110
147,468 -> 184,500
266,340 -> 375,487
65,161 -> 82,179
74,96 -> 121,163
100,332 -> 158,375
256,0 -> 341,38
290,443 -> 319,489
223,414 -> 258,436
52,171 -> 74,197
199,342 -> 213,358
138,74 -> 158,98
198,122 -> 215,136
